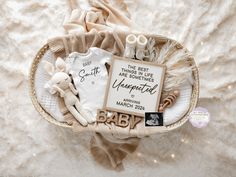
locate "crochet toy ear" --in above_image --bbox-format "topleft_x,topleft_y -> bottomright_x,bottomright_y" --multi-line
44,81 -> 57,94
55,57 -> 66,72
43,61 -> 55,76
49,85 -> 57,94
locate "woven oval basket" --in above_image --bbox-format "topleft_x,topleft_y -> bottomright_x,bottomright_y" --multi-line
29,33 -> 199,136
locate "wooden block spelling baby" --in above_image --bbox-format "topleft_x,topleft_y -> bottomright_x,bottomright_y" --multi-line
97,56 -> 166,128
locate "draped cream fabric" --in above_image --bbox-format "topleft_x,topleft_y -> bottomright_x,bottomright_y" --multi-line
63,0 -> 133,33
49,1 -> 141,169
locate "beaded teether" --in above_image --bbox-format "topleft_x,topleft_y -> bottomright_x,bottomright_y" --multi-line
159,90 -> 180,112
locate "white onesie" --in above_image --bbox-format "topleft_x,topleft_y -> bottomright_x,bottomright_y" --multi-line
66,47 -> 112,118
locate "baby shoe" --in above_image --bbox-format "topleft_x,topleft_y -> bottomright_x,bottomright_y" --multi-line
124,34 -> 137,58
136,35 -> 148,60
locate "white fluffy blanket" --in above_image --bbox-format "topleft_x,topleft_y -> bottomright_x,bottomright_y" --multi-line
0,0 -> 236,176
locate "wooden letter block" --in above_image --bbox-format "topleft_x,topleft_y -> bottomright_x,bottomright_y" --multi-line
130,115 -> 142,129
96,109 -> 143,129
96,109 -> 107,123
118,114 -> 129,127
107,112 -> 118,124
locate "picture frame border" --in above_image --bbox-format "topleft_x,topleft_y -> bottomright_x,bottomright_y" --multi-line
103,55 -> 166,117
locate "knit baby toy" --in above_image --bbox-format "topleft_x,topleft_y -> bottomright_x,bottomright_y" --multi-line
43,57 -> 94,126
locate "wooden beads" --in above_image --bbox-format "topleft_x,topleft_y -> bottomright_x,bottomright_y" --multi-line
159,90 -> 180,112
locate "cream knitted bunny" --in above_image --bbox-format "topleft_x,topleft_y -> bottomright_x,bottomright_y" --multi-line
43,57 -> 94,126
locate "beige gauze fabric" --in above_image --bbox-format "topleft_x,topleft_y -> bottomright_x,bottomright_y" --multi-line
48,30 -> 126,58
48,0 -> 140,170
64,0 -> 133,34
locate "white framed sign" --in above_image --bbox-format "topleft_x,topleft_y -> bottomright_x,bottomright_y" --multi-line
103,56 -> 166,117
